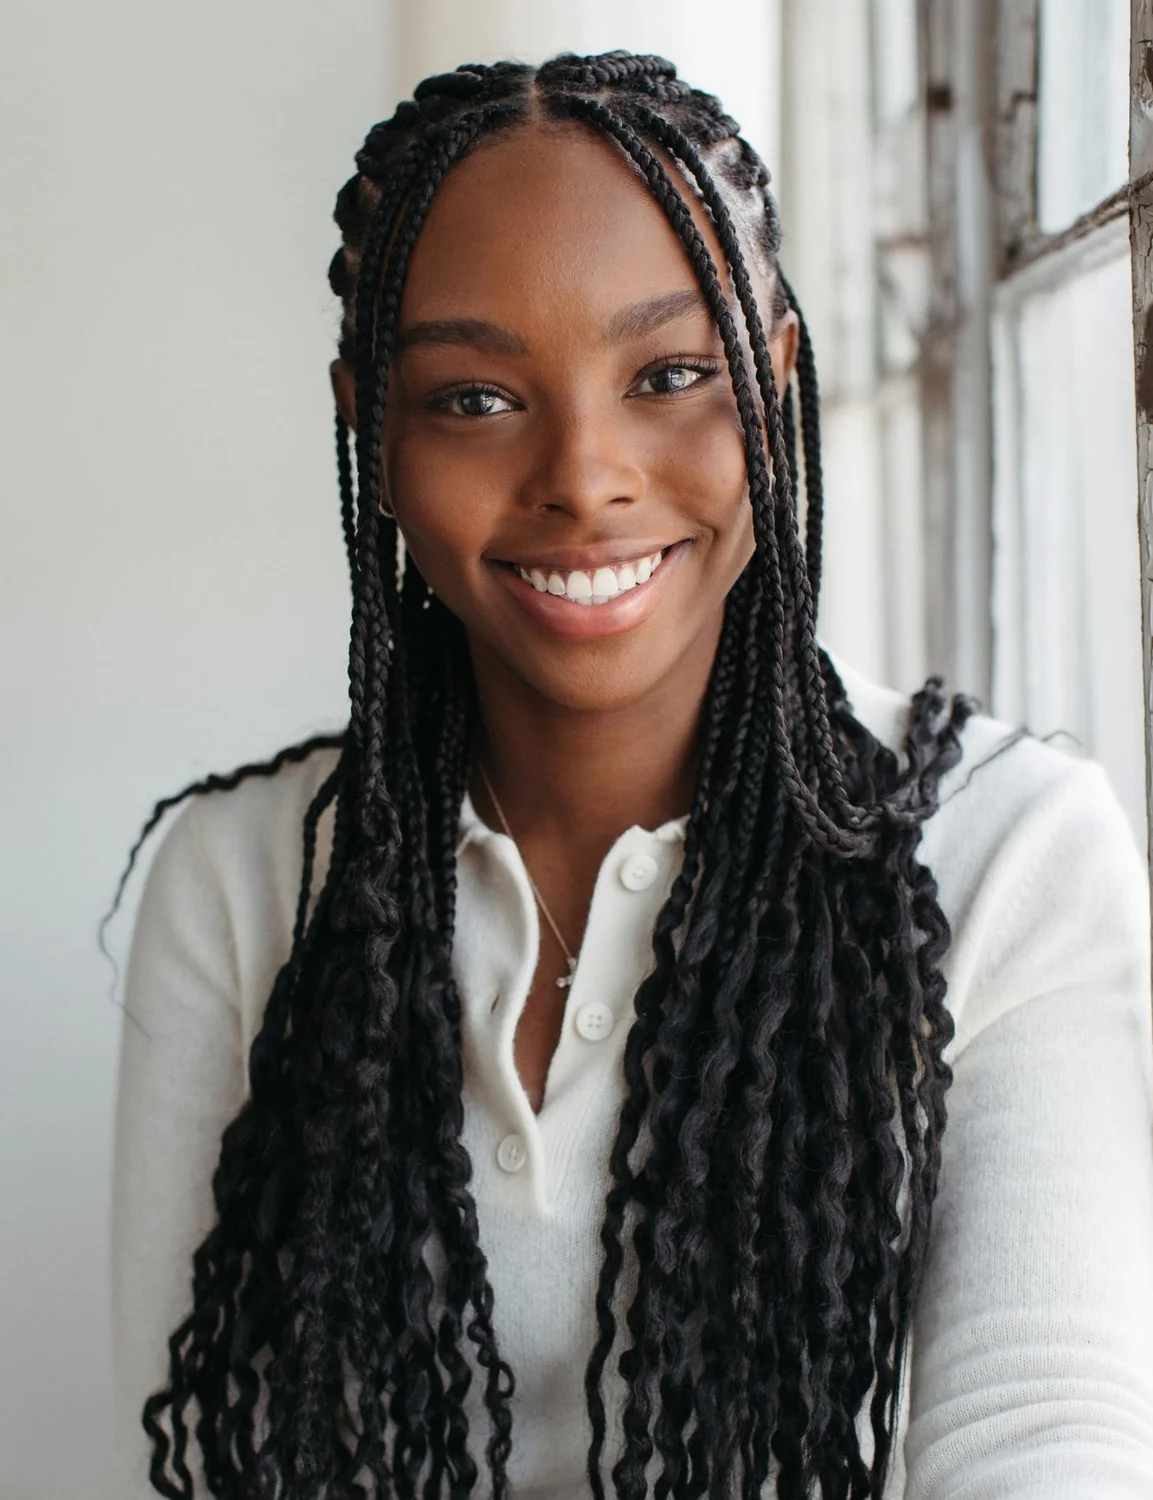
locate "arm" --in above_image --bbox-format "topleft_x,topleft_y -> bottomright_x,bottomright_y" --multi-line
905,760 -> 1153,1498
110,801 -> 247,1499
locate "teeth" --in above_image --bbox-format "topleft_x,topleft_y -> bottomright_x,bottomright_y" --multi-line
516,549 -> 666,604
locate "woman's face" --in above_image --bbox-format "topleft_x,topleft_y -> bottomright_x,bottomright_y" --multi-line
347,122 -> 796,714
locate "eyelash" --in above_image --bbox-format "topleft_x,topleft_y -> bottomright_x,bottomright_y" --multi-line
425,354 -> 723,419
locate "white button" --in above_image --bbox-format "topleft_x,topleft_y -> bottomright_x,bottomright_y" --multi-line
496,1133 -> 527,1173
574,1002 -> 615,1041
619,853 -> 659,892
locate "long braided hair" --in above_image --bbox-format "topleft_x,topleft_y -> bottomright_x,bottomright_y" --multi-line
129,51 -> 973,1500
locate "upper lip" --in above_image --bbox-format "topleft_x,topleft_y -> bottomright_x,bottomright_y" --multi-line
485,540 -> 682,572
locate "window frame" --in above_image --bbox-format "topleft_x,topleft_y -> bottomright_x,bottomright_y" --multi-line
918,0 -> 1151,867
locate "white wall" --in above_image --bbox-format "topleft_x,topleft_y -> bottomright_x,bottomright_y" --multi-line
0,5 -> 384,1494
776,0 -> 895,687
0,8 -> 785,1497
387,0 -> 781,170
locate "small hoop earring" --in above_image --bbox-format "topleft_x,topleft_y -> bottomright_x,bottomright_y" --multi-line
379,497 -> 395,519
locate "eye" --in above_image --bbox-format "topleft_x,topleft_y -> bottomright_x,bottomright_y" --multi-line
429,384 -> 518,418
631,358 -> 719,397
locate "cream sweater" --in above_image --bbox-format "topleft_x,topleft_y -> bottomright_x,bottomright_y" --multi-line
112,660 -> 1153,1498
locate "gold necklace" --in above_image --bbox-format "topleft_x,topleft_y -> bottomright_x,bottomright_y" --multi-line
477,763 -> 578,990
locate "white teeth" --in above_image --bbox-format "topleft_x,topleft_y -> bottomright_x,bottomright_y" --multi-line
515,549 -> 667,604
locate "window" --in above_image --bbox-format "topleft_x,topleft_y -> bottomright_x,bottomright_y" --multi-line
781,0 -> 1149,846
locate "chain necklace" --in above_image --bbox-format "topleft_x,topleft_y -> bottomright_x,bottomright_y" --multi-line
477,762 -> 578,990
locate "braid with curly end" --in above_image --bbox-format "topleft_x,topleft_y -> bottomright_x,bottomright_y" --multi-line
123,50 -> 975,1499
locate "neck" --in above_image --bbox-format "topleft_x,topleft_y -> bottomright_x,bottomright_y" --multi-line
467,624 -> 721,852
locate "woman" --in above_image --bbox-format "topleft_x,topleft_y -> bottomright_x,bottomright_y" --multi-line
112,51 -> 1153,1499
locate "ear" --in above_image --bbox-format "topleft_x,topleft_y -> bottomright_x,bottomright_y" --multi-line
330,358 -> 357,431
768,309 -> 799,397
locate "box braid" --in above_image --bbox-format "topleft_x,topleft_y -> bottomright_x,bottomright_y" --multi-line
121,51 -> 976,1500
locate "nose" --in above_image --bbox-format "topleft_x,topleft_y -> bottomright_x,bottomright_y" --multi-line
519,404 -> 645,521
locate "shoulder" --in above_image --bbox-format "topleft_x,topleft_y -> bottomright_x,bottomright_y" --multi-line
830,651 -> 1150,1048
831,650 -> 1142,873
130,742 -> 343,1035
147,742 -> 342,925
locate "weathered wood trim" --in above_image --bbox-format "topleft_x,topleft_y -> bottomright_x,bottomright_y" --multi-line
994,0 -> 1039,267
1008,169 -> 1153,277
1130,1 -> 1153,874
919,0 -> 959,681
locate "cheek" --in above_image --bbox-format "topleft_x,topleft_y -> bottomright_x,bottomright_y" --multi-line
382,427 -> 498,594
655,398 -> 753,560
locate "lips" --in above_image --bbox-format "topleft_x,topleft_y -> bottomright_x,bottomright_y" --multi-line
488,540 -> 688,640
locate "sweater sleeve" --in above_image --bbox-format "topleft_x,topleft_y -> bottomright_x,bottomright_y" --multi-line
111,799 -> 248,1500
903,757 -> 1153,1499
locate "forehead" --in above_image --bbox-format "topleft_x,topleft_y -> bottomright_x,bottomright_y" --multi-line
398,121 -> 731,329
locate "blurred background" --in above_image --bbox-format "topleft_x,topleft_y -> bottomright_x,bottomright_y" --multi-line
0,1 -> 1146,1495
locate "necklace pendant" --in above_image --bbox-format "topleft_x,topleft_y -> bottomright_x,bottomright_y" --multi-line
555,957 -> 577,990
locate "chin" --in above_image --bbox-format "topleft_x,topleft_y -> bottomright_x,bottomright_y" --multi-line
507,644 -> 677,716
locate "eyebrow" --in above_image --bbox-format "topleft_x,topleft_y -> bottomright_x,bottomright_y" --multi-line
394,318 -> 529,357
394,290 -> 714,361
603,289 -> 714,345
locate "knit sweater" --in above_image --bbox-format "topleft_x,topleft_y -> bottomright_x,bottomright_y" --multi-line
112,659 -> 1153,1498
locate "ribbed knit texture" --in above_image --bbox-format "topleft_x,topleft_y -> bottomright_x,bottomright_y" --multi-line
112,659 -> 1153,1497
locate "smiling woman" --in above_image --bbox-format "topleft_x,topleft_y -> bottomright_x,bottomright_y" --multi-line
111,50 -> 1153,1500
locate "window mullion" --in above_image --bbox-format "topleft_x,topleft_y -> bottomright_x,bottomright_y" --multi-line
1129,1 -> 1153,877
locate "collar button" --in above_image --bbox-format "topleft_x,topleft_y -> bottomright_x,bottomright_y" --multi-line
619,853 -> 659,892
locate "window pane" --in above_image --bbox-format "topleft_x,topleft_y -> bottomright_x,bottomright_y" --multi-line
991,226 -> 1146,840
1036,0 -> 1129,232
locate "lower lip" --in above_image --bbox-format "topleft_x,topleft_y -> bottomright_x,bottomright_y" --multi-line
489,543 -> 688,640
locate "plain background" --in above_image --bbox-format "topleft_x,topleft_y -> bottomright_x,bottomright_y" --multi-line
1,3 -> 379,1494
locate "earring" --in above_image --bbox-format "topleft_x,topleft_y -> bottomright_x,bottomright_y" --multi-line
379,496 -> 395,520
